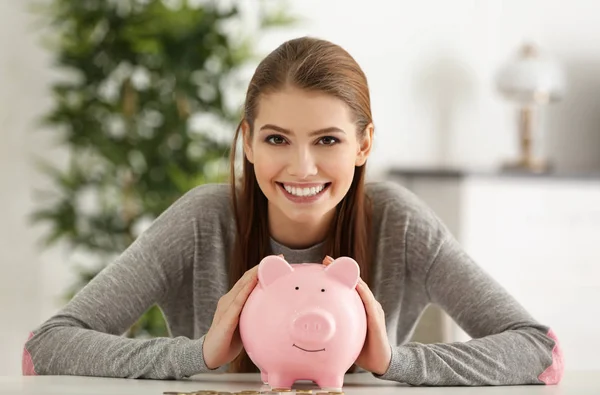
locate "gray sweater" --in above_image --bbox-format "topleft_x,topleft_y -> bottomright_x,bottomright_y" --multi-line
22,181 -> 563,386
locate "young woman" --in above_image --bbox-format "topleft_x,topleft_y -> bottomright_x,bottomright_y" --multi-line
22,36 -> 563,386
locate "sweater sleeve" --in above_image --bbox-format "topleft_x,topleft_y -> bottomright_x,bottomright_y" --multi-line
378,229 -> 564,386
22,187 -> 214,379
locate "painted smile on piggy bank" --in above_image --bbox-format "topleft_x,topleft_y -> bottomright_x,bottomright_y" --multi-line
292,344 -> 325,352
239,255 -> 367,390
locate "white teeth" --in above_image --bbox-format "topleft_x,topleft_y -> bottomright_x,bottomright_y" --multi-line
283,183 -> 326,197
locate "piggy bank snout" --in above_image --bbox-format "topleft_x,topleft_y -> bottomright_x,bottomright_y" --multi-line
291,310 -> 336,344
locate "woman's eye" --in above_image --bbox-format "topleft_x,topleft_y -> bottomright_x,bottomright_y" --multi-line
319,136 -> 338,145
266,135 -> 286,145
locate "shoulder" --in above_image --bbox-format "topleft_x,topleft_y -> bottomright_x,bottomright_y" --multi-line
181,183 -> 232,211
155,183 -> 233,227
365,180 -> 439,224
365,180 -> 450,253
365,180 -> 414,206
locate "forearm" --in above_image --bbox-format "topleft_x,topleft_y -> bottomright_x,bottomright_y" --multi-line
24,315 -> 211,379
377,324 -> 561,386
400,227 -> 565,386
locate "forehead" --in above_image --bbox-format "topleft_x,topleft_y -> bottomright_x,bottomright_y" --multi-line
255,86 -> 355,131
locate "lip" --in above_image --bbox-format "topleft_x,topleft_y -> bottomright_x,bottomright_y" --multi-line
277,182 -> 329,188
293,344 -> 326,353
276,182 -> 331,204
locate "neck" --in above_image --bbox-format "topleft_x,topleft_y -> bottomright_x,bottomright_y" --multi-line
268,206 -> 336,249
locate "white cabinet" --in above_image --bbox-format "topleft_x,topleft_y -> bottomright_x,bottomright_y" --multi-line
388,170 -> 600,371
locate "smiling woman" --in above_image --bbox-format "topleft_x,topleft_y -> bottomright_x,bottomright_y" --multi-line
23,36 -> 564,388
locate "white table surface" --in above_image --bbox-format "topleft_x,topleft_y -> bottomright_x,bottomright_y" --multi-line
0,371 -> 596,395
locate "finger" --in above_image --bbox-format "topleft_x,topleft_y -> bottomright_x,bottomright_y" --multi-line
355,280 -> 371,304
356,280 -> 382,318
322,255 -> 334,266
228,265 -> 258,303
217,273 -> 257,329
229,265 -> 259,296
219,274 -> 258,332
217,266 -> 258,318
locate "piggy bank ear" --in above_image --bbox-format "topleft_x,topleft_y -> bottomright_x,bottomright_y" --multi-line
324,256 -> 360,288
258,255 -> 294,287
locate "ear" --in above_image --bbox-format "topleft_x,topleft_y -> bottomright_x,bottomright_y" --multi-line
258,255 -> 294,287
324,256 -> 360,289
355,123 -> 374,167
242,120 -> 254,164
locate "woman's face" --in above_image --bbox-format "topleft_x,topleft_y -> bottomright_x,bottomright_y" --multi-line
243,85 -> 373,226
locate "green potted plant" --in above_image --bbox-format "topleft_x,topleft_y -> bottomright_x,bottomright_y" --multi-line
30,0 -> 295,338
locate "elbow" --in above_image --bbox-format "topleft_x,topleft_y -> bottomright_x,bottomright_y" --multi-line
537,328 -> 564,385
22,332 -> 38,376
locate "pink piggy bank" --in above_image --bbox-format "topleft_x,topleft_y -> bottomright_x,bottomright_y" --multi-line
239,255 -> 367,390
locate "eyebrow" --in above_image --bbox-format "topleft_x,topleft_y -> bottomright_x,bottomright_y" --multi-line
259,124 -> 346,136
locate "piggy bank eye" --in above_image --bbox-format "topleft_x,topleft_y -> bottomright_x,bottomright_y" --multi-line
321,289 -> 325,292
295,286 -> 299,290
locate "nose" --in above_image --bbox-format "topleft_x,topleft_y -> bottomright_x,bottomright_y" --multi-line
287,148 -> 317,179
290,309 -> 336,345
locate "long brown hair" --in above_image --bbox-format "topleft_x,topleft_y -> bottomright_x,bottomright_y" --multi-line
228,36 -> 374,373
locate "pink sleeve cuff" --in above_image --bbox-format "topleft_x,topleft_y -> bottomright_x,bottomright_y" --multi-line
538,328 -> 564,385
22,332 -> 38,376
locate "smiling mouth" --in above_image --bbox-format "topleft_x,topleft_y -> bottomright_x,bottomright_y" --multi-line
293,344 -> 326,353
276,182 -> 331,198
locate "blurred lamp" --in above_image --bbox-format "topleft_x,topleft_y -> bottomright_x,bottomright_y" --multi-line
496,43 -> 565,173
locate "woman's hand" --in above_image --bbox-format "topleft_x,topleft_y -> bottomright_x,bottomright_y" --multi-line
202,264 -> 259,370
322,255 -> 392,376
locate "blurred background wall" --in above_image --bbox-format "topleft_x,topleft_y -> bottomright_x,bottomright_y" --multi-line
2,0 -> 600,376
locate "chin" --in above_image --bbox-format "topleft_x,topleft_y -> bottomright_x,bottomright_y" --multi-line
283,209 -> 331,224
